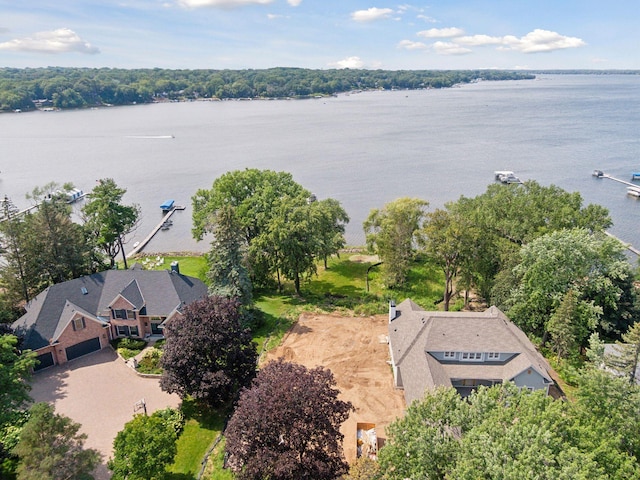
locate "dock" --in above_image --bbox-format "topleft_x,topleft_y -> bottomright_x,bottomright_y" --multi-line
600,173 -> 638,188
126,205 -> 185,258
604,231 -> 640,256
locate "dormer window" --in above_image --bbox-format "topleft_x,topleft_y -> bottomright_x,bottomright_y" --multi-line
487,352 -> 500,360
443,351 -> 457,359
461,352 -> 483,361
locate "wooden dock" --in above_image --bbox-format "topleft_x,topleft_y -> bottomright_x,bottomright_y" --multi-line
126,205 -> 185,258
600,173 -> 638,188
605,231 -> 640,256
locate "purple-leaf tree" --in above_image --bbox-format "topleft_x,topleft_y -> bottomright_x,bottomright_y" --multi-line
225,359 -> 353,480
160,295 -> 257,409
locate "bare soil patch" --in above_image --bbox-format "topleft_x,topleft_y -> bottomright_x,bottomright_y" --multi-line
264,312 -> 406,462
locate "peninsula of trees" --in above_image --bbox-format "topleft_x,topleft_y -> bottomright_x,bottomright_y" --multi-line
0,67 -> 534,112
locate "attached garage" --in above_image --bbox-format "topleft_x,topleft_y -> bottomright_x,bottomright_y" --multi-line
34,352 -> 55,371
65,337 -> 101,361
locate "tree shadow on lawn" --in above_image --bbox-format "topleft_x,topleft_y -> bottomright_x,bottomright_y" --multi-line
180,398 -> 227,431
163,473 -> 194,480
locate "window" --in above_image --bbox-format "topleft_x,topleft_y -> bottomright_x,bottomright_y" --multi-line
487,352 -> 500,360
72,317 -> 86,331
116,325 -> 129,336
129,326 -> 139,337
443,351 -> 457,359
114,309 -> 135,320
461,352 -> 483,361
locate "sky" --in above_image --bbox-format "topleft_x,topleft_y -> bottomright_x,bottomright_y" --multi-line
0,0 -> 638,70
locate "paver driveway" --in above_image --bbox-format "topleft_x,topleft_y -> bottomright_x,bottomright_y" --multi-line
29,347 -> 180,478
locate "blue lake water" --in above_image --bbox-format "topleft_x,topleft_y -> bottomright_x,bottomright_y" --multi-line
0,74 -> 639,255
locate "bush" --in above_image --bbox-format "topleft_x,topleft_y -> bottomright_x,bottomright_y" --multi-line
137,348 -> 163,375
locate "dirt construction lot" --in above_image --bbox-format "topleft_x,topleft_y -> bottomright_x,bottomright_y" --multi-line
265,312 -> 407,462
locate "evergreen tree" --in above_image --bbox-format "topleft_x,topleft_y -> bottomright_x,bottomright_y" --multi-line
206,205 -> 252,306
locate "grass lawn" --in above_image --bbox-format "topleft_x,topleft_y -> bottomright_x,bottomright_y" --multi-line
166,400 -> 227,479
123,254 -> 207,281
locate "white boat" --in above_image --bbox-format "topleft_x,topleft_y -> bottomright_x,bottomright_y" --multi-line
494,171 -> 522,184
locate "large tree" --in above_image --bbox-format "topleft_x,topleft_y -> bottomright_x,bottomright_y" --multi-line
108,409 -> 180,480
82,178 -> 140,269
313,198 -> 350,269
23,183 -> 101,287
193,169 -> 348,290
0,335 -> 37,431
503,228 -> 632,344
378,382 -> 640,479
225,359 -> 353,480
0,196 -> 36,306
421,206 -> 481,310
160,295 -> 257,408
13,402 -> 100,480
363,197 -> 428,288
192,168 -> 309,245
0,334 -> 37,475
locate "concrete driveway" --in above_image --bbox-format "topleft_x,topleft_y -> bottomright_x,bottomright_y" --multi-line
29,347 -> 180,479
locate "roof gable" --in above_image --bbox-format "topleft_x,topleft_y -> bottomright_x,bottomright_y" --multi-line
388,300 -> 553,405
12,269 -> 207,351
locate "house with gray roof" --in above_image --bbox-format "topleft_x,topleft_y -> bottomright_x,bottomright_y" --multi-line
388,299 -> 554,405
12,264 -> 208,371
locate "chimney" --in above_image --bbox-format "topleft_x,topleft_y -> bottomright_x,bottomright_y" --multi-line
389,300 -> 397,323
170,261 -> 180,274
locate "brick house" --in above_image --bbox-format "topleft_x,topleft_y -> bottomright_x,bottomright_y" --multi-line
388,299 -> 555,405
11,265 -> 208,371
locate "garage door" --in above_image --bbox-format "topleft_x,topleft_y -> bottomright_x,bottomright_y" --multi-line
65,337 -> 101,361
34,352 -> 54,371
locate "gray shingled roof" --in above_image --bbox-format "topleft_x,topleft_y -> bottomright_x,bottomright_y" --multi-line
12,269 -> 208,351
389,299 -> 553,405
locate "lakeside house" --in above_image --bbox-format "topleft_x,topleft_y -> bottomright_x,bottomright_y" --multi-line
11,264 -> 207,371
388,299 -> 555,405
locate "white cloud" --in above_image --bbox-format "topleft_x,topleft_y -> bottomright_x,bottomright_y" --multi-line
455,34 -> 504,46
500,29 -> 586,53
351,7 -> 394,23
417,14 -> 437,23
0,28 -> 99,54
287,0 -> 302,5
397,39 -> 428,50
417,27 -> 465,38
432,41 -> 472,55
267,13 -> 284,19
177,0 -> 272,8
328,56 -> 365,69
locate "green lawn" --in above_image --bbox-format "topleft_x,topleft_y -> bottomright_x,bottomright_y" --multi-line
166,400 -> 227,479
123,254 -> 207,281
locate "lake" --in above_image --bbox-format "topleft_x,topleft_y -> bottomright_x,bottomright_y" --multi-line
1,74 -> 639,255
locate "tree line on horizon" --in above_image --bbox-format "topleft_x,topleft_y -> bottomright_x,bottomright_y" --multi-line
0,66 -> 534,112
